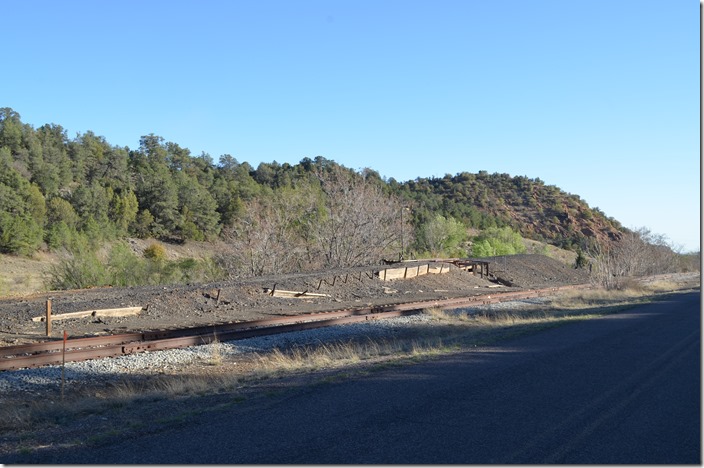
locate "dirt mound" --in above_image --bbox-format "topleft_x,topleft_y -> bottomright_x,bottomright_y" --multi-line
0,263 -> 499,344
0,255 -> 589,346
481,254 -> 590,288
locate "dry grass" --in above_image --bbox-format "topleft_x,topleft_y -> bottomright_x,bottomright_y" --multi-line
2,277 -> 697,452
207,333 -> 224,366
250,337 -> 450,376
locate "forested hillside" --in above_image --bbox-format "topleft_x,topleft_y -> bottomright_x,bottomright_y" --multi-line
394,172 -> 624,251
0,107 -> 623,265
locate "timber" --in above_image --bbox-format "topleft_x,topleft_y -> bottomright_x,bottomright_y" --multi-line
32,306 -> 143,323
262,289 -> 331,298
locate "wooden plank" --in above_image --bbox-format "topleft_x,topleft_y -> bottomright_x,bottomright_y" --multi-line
262,289 -> 331,298
428,264 -> 450,275
32,306 -> 143,322
382,267 -> 407,281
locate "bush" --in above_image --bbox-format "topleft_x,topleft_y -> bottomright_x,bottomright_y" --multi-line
48,245 -> 108,290
143,243 -> 167,262
47,241 -> 226,290
472,227 -> 526,257
574,250 -> 589,269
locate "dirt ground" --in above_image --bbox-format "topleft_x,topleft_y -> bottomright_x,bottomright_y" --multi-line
0,254 -> 590,346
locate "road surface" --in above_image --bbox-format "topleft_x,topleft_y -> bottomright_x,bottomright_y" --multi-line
6,291 -> 700,464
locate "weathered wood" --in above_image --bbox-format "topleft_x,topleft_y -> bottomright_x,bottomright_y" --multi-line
382,267 -> 407,281
46,299 -> 52,337
32,306 -> 143,323
262,289 -> 331,298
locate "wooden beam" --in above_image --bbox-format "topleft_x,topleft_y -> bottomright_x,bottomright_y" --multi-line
32,306 -> 143,323
262,289 -> 331,298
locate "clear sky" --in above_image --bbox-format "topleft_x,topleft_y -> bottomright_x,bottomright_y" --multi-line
3,0 -> 700,252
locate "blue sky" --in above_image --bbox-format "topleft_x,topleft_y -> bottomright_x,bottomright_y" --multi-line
3,0 -> 700,251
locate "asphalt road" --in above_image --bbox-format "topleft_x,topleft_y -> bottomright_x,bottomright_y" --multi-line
7,291 -> 700,464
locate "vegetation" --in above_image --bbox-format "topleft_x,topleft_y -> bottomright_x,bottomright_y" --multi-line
47,240 -> 224,290
0,107 -> 697,290
583,227 -> 699,289
471,226 -> 526,257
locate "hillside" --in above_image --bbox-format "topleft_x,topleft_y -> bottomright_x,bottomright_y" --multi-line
396,172 -> 624,251
0,107 -> 628,277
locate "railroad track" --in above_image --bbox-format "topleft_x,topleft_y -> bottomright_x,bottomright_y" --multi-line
0,284 -> 588,371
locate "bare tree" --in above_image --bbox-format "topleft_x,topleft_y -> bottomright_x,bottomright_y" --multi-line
221,167 -> 412,275
586,226 -> 683,289
221,185 -> 317,276
308,166 -> 411,268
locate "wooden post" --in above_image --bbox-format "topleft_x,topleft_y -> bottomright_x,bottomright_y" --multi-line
215,289 -> 221,304
46,299 -> 52,337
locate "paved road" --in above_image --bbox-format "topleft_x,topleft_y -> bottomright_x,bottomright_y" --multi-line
8,291 -> 700,464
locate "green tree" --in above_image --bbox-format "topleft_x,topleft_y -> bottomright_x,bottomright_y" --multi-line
472,227 -> 526,257
131,136 -> 181,237
421,214 -> 467,257
108,189 -> 139,234
0,147 -> 45,253
175,172 -> 220,240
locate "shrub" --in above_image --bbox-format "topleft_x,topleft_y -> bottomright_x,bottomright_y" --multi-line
143,243 -> 167,262
46,241 -> 226,290
48,246 -> 108,290
471,227 -> 526,257
574,250 -> 589,269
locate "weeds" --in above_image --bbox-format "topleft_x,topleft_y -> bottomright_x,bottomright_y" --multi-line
47,241 -> 226,290
207,333 -> 224,366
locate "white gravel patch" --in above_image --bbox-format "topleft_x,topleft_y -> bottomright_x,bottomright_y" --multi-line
0,298 -> 550,397
0,313 -> 434,396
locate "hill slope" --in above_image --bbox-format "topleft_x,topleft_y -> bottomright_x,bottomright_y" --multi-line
396,171 -> 624,250
0,107 -> 626,262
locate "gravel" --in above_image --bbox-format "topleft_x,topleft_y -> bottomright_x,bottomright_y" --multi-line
0,254 -> 588,346
0,312 -> 438,399
0,294 -> 557,400
0,253 -> 592,399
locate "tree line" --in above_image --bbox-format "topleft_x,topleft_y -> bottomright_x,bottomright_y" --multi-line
0,107 -> 695,282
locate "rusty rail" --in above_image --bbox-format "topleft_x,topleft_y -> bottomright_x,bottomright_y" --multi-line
0,284 -> 588,371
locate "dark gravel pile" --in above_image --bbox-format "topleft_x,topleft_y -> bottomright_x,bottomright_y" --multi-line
482,254 -> 590,288
0,255 -> 588,345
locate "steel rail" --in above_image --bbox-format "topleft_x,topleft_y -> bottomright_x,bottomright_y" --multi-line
0,283 -> 588,371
